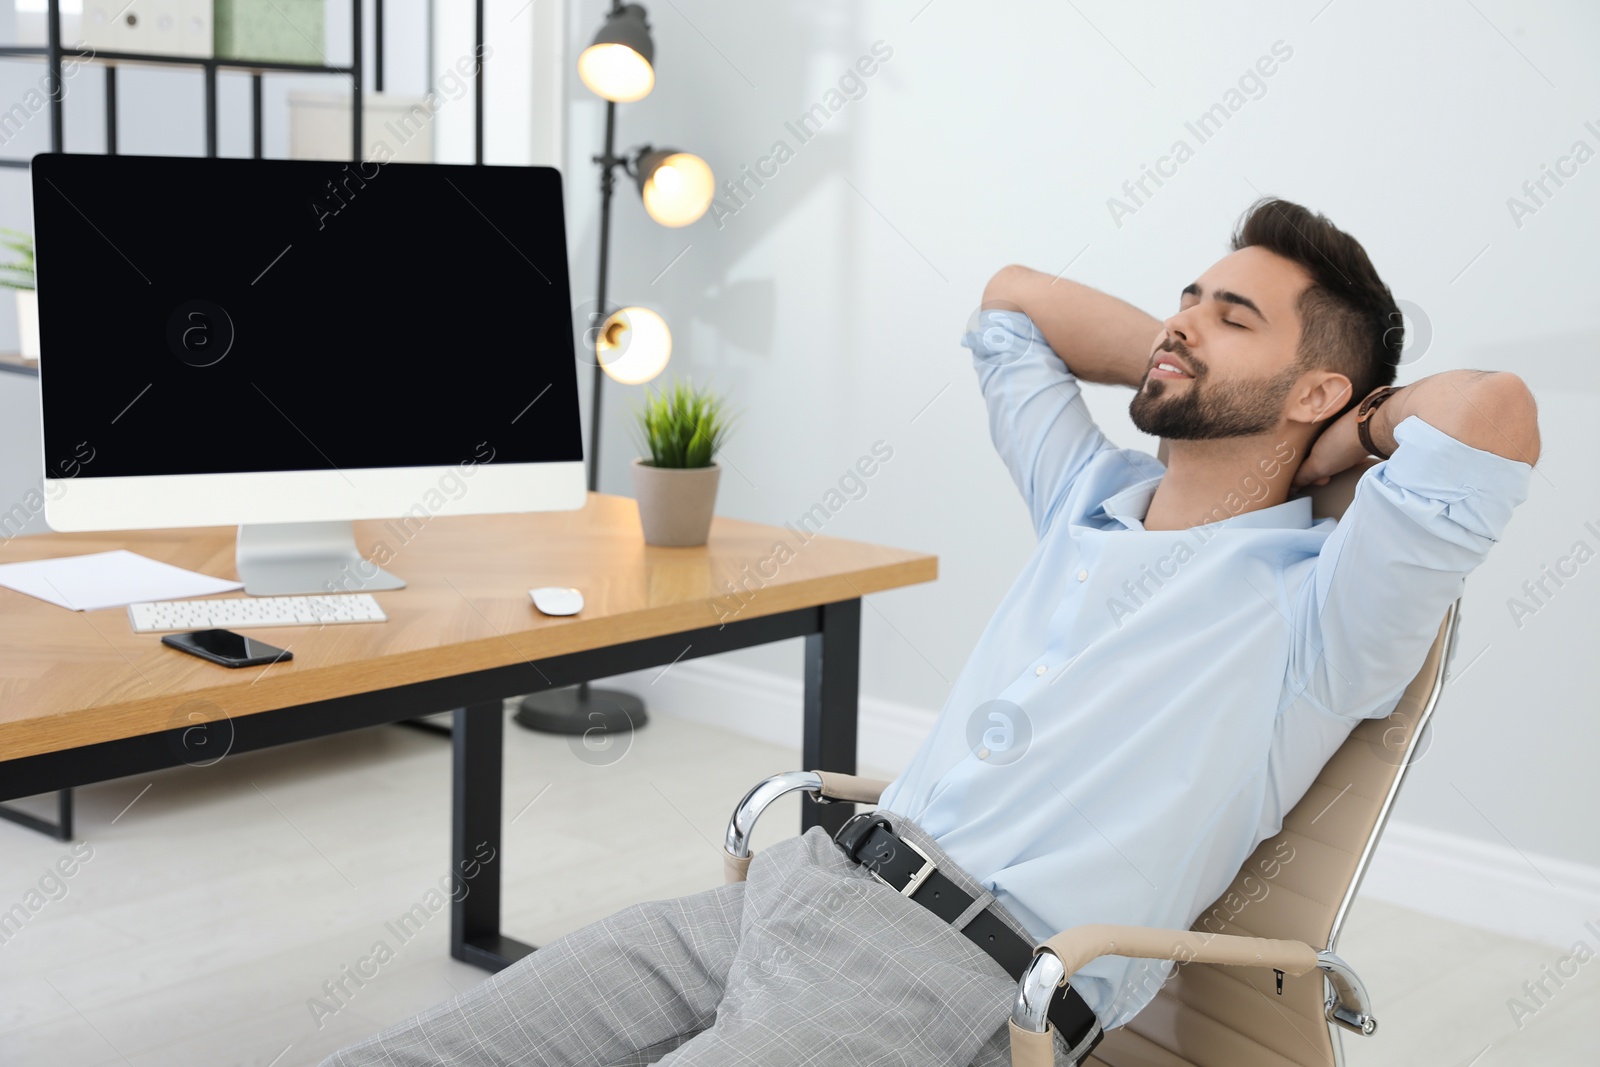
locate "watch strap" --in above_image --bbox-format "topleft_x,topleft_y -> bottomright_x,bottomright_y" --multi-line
1356,386 -> 1400,460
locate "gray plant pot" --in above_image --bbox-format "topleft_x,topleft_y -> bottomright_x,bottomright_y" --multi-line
631,459 -> 721,547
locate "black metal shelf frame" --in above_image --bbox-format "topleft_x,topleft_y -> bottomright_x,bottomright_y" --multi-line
0,0 -> 488,166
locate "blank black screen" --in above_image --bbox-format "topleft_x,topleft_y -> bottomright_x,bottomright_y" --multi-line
33,154 -> 583,478
187,629 -> 254,658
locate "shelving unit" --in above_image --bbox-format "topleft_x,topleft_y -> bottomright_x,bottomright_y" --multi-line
0,0 -> 489,164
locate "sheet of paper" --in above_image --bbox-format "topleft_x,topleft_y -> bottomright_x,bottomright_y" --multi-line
0,549 -> 243,612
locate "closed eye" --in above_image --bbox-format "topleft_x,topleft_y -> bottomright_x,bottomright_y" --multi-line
1224,319 -> 1247,329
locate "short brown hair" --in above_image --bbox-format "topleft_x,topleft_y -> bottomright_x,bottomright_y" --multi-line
1230,197 -> 1400,421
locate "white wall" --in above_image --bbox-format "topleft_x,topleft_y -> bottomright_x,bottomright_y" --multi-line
565,0 -> 1600,938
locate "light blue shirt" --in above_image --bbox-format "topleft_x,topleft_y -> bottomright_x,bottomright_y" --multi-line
878,310 -> 1532,1029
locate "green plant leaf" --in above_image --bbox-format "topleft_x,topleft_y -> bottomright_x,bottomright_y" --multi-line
0,229 -> 36,288
628,376 -> 737,470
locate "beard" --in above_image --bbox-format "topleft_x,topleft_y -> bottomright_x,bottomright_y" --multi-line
1129,339 -> 1304,440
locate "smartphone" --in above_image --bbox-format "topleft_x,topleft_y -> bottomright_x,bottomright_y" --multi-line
161,629 -> 293,668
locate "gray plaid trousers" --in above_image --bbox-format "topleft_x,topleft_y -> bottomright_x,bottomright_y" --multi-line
322,817 -> 1072,1066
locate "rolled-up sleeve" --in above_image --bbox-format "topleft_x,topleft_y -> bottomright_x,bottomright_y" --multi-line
1287,414 -> 1533,721
966,310 -> 1112,536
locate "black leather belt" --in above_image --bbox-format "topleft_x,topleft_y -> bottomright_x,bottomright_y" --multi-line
833,811 -> 1103,1061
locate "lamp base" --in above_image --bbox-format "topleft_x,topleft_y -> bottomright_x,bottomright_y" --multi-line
514,686 -> 647,735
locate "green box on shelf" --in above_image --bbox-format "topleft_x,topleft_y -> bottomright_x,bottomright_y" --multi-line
215,0 -> 327,66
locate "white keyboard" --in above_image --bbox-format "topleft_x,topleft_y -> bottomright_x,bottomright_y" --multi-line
128,593 -> 388,633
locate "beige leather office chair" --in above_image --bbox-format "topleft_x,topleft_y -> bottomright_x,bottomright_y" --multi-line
722,456 -> 1459,1066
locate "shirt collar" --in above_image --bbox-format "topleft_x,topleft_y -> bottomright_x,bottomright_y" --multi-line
1098,475 -> 1316,532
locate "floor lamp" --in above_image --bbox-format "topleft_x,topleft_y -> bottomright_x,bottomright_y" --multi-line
515,1 -> 714,737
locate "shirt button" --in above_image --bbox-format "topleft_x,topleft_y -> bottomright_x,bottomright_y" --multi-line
1077,570 -> 1088,582
1035,664 -> 1047,676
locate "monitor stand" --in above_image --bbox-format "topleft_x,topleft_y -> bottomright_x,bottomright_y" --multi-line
236,521 -> 406,596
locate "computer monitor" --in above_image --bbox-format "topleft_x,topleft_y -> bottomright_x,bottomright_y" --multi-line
31,153 -> 587,594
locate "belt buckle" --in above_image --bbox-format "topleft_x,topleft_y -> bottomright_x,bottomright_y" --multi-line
865,831 -> 937,899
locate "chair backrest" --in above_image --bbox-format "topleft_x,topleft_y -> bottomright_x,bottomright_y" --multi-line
1090,450 -> 1457,1066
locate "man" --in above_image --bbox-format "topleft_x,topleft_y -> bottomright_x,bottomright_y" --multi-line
323,198 -> 1538,1067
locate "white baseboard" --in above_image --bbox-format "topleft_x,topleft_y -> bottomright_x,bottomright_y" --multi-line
597,657 -> 936,780
604,659 -> 1600,948
1358,821 -> 1600,949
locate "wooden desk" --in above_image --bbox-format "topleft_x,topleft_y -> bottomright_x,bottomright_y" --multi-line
0,493 -> 936,970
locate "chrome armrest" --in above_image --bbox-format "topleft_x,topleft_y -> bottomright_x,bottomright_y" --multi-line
1318,949 -> 1377,1035
1008,927 -> 1377,1065
722,770 -> 892,884
724,770 -> 824,861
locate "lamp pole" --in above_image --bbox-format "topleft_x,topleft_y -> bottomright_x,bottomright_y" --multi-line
569,102 -> 622,711
517,0 -> 710,739
588,99 -> 619,492
517,104 -> 650,735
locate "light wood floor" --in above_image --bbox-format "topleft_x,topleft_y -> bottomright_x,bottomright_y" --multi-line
0,708 -> 1591,1066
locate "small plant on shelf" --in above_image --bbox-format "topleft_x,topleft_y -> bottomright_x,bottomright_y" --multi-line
2,229 -> 39,360
0,229 -> 35,291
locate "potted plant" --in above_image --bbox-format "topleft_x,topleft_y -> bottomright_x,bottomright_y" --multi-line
629,378 -> 734,547
0,229 -> 36,360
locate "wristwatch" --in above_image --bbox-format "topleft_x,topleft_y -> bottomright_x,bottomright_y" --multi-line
1355,386 -> 1401,459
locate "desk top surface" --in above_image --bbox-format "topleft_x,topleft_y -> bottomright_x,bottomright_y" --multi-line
0,493 -> 937,760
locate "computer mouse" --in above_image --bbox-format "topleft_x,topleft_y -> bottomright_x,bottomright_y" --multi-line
530,586 -> 584,616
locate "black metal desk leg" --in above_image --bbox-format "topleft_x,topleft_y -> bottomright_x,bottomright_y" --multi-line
451,701 -> 535,972
802,599 -> 862,836
0,789 -> 73,840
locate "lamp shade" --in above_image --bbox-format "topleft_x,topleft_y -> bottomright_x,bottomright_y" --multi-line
635,149 -> 715,227
597,306 -> 672,384
578,4 -> 655,103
